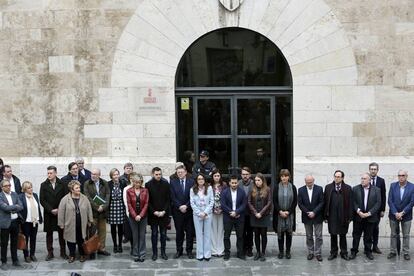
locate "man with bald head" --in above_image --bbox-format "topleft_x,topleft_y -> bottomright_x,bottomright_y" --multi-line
84,168 -> 111,257
388,170 -> 414,260
349,173 -> 381,260
298,175 -> 324,261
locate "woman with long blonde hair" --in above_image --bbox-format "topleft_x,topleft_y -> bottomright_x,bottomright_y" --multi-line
248,173 -> 272,261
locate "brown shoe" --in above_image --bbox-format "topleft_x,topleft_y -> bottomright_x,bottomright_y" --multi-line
79,255 -> 86,262
68,256 -> 75,263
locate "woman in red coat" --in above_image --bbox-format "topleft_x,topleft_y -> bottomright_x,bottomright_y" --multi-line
126,173 -> 149,262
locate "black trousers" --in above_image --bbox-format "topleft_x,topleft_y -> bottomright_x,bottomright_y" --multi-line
277,231 -> 292,253
243,215 -> 253,252
330,234 -> 347,255
1,219 -> 19,263
67,221 -> 84,257
151,224 -> 167,255
352,219 -> 375,254
172,211 -> 194,254
254,227 -> 267,254
224,218 -> 244,256
372,217 -> 381,248
22,222 -> 38,258
110,224 -> 124,247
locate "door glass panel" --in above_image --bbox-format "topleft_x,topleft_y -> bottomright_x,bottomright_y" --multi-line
198,99 -> 231,135
276,96 -> 292,174
198,138 -> 231,174
176,96 -> 195,173
238,138 -> 271,174
237,99 -> 270,135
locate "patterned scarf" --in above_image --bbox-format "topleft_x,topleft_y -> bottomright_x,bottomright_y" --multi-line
277,182 -> 294,235
26,193 -> 39,225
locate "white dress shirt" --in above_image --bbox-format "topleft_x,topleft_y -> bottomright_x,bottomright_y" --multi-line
9,177 -> 15,193
307,187 -> 313,204
4,193 -> 18,220
231,189 -> 237,211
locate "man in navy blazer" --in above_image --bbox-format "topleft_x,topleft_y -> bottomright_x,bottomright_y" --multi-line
0,179 -> 23,267
387,170 -> 414,260
170,165 -> 195,259
298,175 -> 324,261
220,175 -> 247,260
368,162 -> 386,254
76,157 -> 92,181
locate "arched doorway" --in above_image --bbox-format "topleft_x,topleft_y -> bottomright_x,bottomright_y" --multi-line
175,27 -> 292,183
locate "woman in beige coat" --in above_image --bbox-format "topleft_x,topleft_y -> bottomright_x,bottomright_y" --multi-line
58,180 -> 93,263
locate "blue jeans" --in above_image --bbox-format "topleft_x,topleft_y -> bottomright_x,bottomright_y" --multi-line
193,215 -> 212,259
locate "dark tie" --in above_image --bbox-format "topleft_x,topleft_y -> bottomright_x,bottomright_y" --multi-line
371,177 -> 375,186
180,179 -> 185,193
336,185 -> 340,192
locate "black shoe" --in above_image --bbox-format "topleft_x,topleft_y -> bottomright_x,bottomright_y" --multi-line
340,254 -> 350,261
285,252 -> 291,259
197,258 -> 203,261
98,250 -> 111,256
139,258 -> 145,262
204,257 -> 210,261
404,254 -> 411,261
134,257 -> 140,262
113,246 -> 119,253
187,252 -> 195,259
60,253 -> 68,260
278,252 -> 284,259
30,255 -> 37,262
387,252 -> 397,259
12,261 -> 21,267
328,254 -> 337,260
366,252 -> 374,260
89,253 -> 96,260
316,255 -> 323,262
152,254 -> 158,261
373,247 -> 382,254
161,252 -> 168,260
224,254 -> 230,260
349,252 -> 357,260
307,253 -> 314,260
260,253 -> 266,262
24,257 -> 31,263
253,253 -> 260,261
122,238 -> 129,244
246,249 -> 253,257
237,254 -> 246,260
174,252 -> 183,259
118,246 -> 123,253
46,253 -> 54,261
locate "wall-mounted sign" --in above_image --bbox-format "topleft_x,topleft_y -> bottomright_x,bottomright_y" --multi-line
181,98 -> 190,110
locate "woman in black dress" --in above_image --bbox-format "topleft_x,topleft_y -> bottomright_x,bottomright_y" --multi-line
108,168 -> 126,253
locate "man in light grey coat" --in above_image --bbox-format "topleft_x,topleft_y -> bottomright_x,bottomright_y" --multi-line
0,179 -> 23,268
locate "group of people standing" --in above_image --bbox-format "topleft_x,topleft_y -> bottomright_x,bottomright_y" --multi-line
0,156 -> 413,268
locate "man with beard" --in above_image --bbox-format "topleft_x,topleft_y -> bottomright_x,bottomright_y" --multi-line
146,167 -> 171,261
324,170 -> 353,261
238,167 -> 254,257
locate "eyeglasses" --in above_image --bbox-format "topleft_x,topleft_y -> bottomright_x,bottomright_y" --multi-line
2,184 -> 11,187
398,175 -> 407,177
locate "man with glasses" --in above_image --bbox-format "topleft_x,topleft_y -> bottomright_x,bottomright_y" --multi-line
368,162 -> 386,254
388,170 -> 414,260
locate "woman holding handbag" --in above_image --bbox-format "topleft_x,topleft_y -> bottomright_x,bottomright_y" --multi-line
190,174 -> 214,261
126,173 -> 149,262
58,180 -> 94,263
19,181 -> 43,263
248,173 -> 272,261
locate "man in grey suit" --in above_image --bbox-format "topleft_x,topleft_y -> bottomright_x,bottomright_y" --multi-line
0,179 -> 23,268
349,173 -> 381,260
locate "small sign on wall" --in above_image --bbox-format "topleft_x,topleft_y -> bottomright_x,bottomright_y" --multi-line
181,98 -> 190,110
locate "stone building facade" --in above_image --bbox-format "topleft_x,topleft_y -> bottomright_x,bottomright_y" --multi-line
1,0 -> 414,236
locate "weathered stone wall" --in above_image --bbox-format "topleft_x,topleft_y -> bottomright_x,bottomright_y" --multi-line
0,0 -> 414,236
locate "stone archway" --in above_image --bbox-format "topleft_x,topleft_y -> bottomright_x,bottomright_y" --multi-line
94,0 -> 357,172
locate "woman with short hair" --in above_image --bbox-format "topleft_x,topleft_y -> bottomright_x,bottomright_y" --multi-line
107,168 -> 126,253
58,180 -> 93,263
19,181 -> 43,263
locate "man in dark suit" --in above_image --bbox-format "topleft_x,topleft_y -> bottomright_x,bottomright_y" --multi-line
61,162 -> 87,192
324,170 -> 353,261
2,165 -> 22,194
298,175 -> 324,261
368,162 -> 386,254
40,166 -> 68,261
350,173 -> 381,260
0,179 -> 23,268
84,168 -> 111,257
387,170 -> 414,260
76,157 -> 92,181
221,175 -> 247,260
170,165 -> 195,259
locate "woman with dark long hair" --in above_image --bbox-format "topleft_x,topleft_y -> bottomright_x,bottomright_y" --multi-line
210,169 -> 227,257
248,173 -> 272,261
